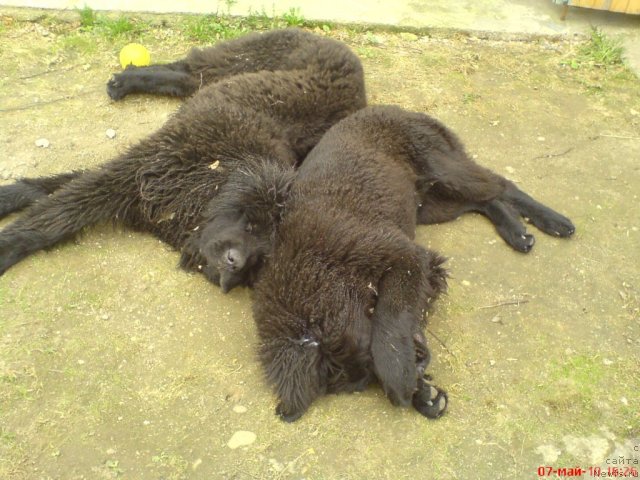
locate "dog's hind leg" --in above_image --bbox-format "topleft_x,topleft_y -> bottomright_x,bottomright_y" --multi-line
416,179 -> 536,251
417,162 -> 574,251
0,171 -> 82,219
0,167 -> 138,275
502,181 -> 575,238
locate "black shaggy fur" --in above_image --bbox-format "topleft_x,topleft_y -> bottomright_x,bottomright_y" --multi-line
251,105 -> 575,422
0,29 -> 366,284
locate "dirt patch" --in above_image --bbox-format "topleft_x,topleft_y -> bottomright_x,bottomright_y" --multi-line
1,9 -> 639,480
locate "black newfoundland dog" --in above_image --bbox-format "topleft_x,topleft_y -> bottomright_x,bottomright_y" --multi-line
0,29 -> 366,291
248,105 -> 575,422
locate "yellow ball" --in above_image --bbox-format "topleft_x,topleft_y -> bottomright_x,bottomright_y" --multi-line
119,43 -> 151,69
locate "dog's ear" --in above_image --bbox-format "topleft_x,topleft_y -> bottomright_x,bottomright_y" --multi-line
258,335 -> 324,422
179,229 -> 205,271
370,310 -> 418,407
249,162 -> 296,223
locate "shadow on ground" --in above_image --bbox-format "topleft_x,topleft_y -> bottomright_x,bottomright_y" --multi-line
0,9 -> 639,480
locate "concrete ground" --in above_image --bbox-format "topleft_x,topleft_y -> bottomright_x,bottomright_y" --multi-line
1,0 -> 640,73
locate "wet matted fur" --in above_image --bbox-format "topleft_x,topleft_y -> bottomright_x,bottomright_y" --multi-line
0,29 -> 366,286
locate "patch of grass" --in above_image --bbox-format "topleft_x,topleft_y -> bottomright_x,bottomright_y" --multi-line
244,8 -> 273,30
550,354 -> 605,386
182,9 -> 309,43
282,7 -> 305,27
580,27 -> 624,66
99,16 -> 138,37
76,5 -> 98,28
183,15 -> 242,42
564,28 -> 624,70
73,7 -> 148,40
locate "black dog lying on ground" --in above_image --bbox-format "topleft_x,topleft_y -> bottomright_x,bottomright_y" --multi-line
0,29 -> 366,291
247,105 -> 575,422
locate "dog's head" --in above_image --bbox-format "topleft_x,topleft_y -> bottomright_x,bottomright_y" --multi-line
195,161 -> 295,292
252,271 -> 375,422
198,210 -> 269,292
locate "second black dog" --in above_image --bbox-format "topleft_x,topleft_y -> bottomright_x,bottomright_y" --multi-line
247,105 -> 575,421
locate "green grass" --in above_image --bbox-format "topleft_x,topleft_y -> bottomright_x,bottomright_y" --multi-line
564,27 -> 625,70
182,8 -> 310,43
282,7 -> 305,27
183,15 -> 245,42
580,27 -> 624,66
76,5 -> 98,28
99,16 -> 138,37
549,354 -> 605,389
74,6 -> 149,40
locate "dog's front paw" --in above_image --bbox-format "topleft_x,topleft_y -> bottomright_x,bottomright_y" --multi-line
513,232 -> 535,253
412,376 -> 448,419
107,75 -> 128,101
275,402 -> 305,423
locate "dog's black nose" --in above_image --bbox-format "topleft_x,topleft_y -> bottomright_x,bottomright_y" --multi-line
225,248 -> 244,270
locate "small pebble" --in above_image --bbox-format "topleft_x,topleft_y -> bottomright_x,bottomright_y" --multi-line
233,405 -> 248,414
106,129 -> 116,139
505,166 -> 515,174
537,136 -> 546,141
227,431 -> 256,449
603,358 -> 613,366
461,280 -> 471,286
489,360 -> 496,366
35,138 -> 50,148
